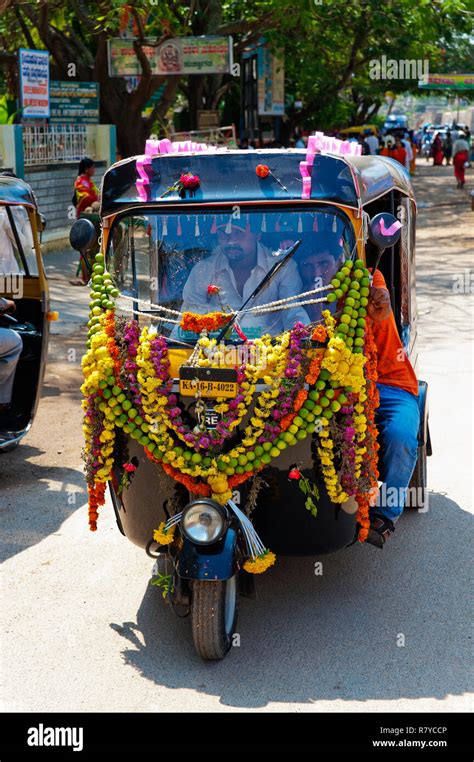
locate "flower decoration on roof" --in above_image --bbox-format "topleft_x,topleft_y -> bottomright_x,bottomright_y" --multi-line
256,163 -> 270,178
299,131 -> 363,200
135,137 -> 225,201
161,172 -> 201,199
255,163 -> 288,192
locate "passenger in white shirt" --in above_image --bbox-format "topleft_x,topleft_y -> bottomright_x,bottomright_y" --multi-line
176,222 -> 310,339
401,134 -> 413,172
365,131 -> 379,155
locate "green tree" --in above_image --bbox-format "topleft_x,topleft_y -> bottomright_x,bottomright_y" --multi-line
273,0 -> 473,132
0,0 -> 285,155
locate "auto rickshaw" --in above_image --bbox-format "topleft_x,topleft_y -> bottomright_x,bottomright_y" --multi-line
71,136 -> 431,660
0,175 -> 54,452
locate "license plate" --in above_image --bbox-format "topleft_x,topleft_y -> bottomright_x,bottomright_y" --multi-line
179,367 -> 238,398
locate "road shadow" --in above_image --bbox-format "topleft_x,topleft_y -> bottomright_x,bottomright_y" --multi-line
110,492 -> 472,708
0,443 -> 86,562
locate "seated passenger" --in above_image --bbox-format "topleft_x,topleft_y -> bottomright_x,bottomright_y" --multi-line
0,297 -> 22,414
178,220 -> 309,338
298,247 -> 343,323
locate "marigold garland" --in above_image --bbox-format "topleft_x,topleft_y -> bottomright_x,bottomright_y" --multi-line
82,254 -> 381,571
180,311 -> 230,333
355,319 -> 380,542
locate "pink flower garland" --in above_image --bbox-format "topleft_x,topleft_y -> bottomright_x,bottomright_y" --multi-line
148,333 -> 250,452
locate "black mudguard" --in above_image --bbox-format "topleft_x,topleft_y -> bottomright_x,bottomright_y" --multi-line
177,527 -> 238,581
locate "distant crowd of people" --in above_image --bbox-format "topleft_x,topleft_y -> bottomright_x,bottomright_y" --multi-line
239,123 -> 472,188
427,127 -> 471,189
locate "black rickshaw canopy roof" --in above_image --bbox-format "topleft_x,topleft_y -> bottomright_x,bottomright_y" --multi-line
0,175 -> 37,208
100,148 -> 415,217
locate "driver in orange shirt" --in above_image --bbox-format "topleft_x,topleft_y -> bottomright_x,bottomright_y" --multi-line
299,250 -> 420,548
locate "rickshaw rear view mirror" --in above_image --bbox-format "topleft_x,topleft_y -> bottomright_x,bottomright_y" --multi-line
368,213 -> 402,250
69,218 -> 96,252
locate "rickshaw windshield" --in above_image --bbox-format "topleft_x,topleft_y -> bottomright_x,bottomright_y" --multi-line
0,205 -> 38,277
107,207 -> 355,342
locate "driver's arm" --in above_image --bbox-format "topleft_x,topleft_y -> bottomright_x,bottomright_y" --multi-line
368,271 -> 391,322
0,298 -> 15,313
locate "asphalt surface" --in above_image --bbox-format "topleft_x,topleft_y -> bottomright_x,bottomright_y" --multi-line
1,163 -> 472,712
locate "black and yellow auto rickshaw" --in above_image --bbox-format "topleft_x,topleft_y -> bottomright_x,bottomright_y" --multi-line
0,175 -> 55,452
70,137 -> 431,660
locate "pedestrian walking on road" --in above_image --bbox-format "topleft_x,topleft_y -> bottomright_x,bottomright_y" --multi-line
381,135 -> 407,168
443,130 -> 453,166
431,133 -> 444,166
358,133 -> 371,155
365,130 -> 379,155
401,132 -> 413,173
452,133 -> 470,189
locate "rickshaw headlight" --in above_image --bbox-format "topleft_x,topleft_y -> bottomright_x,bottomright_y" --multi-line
181,499 -> 227,545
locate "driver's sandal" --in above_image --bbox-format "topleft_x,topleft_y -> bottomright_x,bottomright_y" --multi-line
366,513 -> 395,549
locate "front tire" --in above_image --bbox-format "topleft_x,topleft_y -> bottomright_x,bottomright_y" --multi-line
191,576 -> 238,660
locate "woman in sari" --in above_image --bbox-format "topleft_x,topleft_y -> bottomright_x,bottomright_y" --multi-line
431,133 -> 444,166
74,158 -> 99,217
452,133 -> 470,189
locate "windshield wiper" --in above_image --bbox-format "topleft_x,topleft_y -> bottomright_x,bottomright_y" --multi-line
215,239 -> 302,343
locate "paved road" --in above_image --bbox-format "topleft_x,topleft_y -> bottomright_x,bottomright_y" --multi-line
1,164 -> 472,712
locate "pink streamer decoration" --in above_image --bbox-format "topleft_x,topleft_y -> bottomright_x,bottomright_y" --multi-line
379,218 -> 402,236
300,131 -> 363,199
135,138 -> 224,199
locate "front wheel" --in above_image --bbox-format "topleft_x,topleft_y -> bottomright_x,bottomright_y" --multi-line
191,576 -> 238,660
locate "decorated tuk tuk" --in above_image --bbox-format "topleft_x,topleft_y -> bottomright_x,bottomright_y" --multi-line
72,135 -> 430,659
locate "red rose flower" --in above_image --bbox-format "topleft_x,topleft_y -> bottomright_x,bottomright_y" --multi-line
207,284 -> 220,296
180,173 -> 200,189
122,462 -> 137,473
288,468 -> 301,480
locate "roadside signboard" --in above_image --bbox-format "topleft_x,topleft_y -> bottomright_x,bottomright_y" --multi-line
419,73 -> 474,90
49,81 -> 100,124
257,44 -> 284,115
108,36 -> 233,77
197,110 -> 220,129
19,48 -> 50,118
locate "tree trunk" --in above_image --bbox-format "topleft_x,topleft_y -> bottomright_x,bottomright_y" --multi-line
187,75 -> 206,131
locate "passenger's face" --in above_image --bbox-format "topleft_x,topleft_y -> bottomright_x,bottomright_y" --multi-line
218,226 -> 256,261
300,252 -> 338,284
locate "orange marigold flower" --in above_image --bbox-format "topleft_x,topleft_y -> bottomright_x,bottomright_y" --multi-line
294,389 -> 308,412
180,311 -> 230,334
312,324 -> 328,342
280,412 -> 296,431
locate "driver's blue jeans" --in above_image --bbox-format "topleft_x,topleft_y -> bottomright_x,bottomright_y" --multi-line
372,383 -> 420,523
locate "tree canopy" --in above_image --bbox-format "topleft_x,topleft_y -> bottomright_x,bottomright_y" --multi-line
0,0 -> 472,155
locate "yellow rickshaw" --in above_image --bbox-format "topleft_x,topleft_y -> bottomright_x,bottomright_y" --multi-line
0,175 -> 55,451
